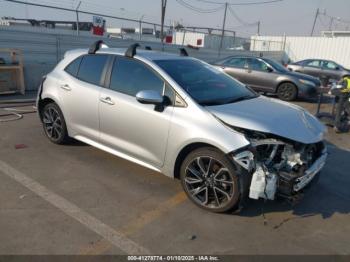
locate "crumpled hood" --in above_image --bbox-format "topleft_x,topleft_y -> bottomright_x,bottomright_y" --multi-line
207,96 -> 326,144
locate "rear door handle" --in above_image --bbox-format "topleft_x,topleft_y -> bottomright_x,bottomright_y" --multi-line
100,97 -> 115,105
60,84 -> 72,91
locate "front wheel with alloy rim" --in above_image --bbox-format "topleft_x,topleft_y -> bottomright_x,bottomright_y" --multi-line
277,82 -> 298,101
180,147 -> 240,213
41,102 -> 70,144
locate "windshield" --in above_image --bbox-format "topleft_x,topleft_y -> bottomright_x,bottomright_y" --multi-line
264,58 -> 288,72
155,59 -> 257,106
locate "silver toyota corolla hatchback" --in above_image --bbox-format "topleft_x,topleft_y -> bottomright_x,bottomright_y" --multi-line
37,41 -> 328,213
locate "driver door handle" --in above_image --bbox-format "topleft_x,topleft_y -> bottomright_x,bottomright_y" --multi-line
60,84 -> 72,91
100,96 -> 115,105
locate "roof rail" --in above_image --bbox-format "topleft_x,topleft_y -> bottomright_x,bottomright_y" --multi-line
125,43 -> 140,58
88,40 -> 107,54
179,48 -> 189,57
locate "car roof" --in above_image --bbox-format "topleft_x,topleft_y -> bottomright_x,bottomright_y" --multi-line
66,47 -> 190,62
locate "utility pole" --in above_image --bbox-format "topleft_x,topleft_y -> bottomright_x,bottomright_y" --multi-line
139,15 -> 145,41
219,2 -> 228,55
75,1 -> 82,36
257,21 -> 261,35
329,17 -> 334,31
310,8 -> 319,36
160,0 -> 167,43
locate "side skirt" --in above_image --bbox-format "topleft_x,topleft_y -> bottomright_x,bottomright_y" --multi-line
74,135 -> 162,174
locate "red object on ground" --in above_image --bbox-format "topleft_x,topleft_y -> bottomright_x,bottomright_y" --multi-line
15,144 -> 28,150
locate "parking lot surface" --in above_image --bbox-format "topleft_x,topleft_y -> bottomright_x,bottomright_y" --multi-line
0,100 -> 350,255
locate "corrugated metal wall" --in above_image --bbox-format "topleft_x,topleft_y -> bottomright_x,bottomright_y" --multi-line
251,35 -> 350,68
0,28 -> 284,91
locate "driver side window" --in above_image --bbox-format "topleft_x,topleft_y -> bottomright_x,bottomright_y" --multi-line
247,58 -> 269,71
322,61 -> 338,70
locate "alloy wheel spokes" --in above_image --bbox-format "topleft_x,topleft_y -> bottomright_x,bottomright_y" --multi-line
44,107 -> 62,140
185,156 -> 234,208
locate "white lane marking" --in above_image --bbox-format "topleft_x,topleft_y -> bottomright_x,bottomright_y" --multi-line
0,160 -> 150,255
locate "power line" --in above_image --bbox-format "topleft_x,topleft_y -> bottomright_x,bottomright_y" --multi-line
191,0 -> 283,6
3,0 -> 237,34
4,0 -> 164,26
227,5 -> 254,26
175,0 -> 225,13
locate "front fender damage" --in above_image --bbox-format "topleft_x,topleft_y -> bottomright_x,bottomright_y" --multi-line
231,130 -> 328,207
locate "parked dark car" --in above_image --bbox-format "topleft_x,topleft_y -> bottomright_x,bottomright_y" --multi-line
287,59 -> 350,84
212,56 -> 320,101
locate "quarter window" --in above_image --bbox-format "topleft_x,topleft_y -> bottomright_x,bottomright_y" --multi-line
110,57 -> 164,97
65,57 -> 82,77
77,55 -> 109,85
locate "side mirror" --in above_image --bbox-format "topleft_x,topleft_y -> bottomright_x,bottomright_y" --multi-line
136,90 -> 164,105
266,67 -> 274,73
335,66 -> 340,70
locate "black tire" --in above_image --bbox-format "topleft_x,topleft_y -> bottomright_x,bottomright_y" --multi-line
180,147 -> 240,213
41,102 -> 70,144
277,82 -> 298,101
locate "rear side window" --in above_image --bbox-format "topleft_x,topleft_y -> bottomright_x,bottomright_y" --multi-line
65,57 -> 82,77
110,56 -> 164,96
77,55 -> 109,85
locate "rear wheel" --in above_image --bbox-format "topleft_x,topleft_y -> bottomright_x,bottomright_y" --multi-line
180,147 -> 240,213
277,82 -> 298,101
41,102 -> 70,144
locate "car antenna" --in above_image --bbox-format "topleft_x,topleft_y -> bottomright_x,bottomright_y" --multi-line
88,40 -> 107,54
145,46 -> 152,50
179,48 -> 189,57
125,43 -> 140,58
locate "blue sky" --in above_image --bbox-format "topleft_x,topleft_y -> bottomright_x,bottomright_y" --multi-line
1,0 -> 349,37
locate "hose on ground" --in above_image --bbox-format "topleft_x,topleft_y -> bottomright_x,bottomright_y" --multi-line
0,105 -> 37,123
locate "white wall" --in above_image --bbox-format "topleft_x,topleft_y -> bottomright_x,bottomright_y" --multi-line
250,35 -> 350,68
174,32 -> 205,47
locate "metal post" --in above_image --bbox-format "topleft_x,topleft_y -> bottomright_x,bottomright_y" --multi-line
257,21 -> 260,35
75,1 -> 82,36
182,29 -> 186,46
139,15 -> 145,41
329,17 -> 334,31
139,20 -> 142,40
160,0 -> 167,43
219,2 -> 228,56
311,8 -> 319,36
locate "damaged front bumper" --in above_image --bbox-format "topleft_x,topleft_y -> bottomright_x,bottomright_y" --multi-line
233,138 -> 328,202
294,150 -> 327,192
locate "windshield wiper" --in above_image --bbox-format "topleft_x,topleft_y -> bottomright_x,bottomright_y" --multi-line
200,94 -> 258,106
225,94 -> 258,104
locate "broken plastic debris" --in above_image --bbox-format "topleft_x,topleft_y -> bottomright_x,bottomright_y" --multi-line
15,144 -> 28,150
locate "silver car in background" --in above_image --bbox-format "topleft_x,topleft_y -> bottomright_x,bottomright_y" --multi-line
212,56 -> 321,101
37,41 -> 327,213
287,59 -> 350,84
